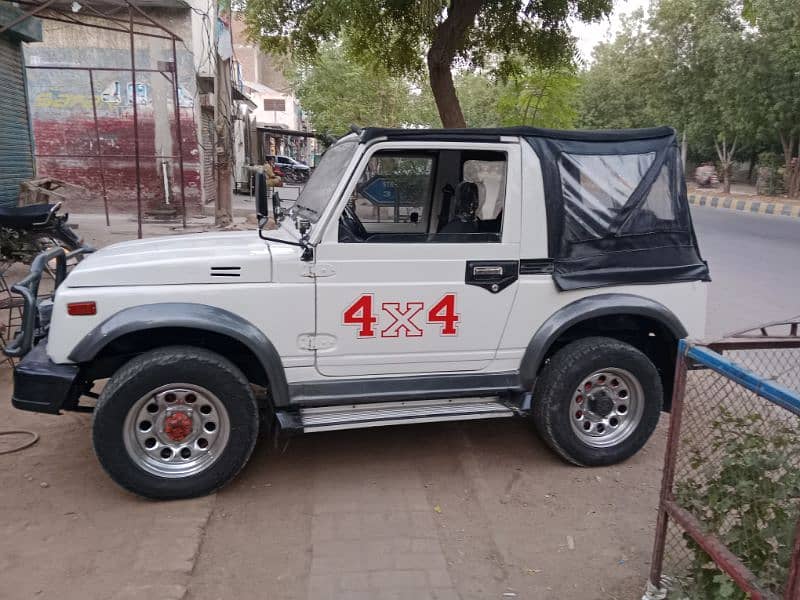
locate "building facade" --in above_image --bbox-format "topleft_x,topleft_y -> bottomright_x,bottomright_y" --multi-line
0,4 -> 42,207
230,13 -> 314,165
21,0 -> 228,215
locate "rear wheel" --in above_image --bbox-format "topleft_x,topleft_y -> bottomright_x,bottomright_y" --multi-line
93,346 -> 259,499
532,336 -> 662,466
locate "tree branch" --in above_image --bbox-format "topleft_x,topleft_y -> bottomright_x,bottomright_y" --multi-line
529,76 -> 552,125
426,0 -> 483,128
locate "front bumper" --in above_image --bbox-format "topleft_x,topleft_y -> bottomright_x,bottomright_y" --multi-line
3,245 -> 93,358
12,340 -> 80,414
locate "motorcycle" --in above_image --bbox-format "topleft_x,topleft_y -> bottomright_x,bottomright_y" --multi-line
0,202 -> 91,361
0,202 -> 85,262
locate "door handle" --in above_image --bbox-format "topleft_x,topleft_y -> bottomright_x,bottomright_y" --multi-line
472,265 -> 504,277
465,260 -> 519,294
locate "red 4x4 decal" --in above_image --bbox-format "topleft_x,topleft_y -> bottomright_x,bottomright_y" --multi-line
343,293 -> 459,338
342,294 -> 377,338
381,302 -> 424,337
427,293 -> 459,336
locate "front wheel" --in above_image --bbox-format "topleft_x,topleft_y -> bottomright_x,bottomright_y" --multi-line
92,346 -> 259,499
532,336 -> 663,467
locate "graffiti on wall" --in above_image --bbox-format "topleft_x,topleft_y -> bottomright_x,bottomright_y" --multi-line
34,81 -> 195,109
100,80 -> 194,107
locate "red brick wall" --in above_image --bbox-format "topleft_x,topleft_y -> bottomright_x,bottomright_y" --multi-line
33,113 -> 202,215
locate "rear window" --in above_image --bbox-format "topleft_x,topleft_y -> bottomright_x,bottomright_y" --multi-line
559,152 -> 656,241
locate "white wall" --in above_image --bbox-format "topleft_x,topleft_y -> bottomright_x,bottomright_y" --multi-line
188,0 -> 216,78
244,82 -> 300,131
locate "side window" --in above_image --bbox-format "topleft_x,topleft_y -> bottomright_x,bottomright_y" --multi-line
432,152 -> 506,241
338,149 -> 507,243
462,159 -> 506,221
341,153 -> 434,241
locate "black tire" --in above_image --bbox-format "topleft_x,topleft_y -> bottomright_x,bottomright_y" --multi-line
92,346 -> 259,499
532,336 -> 662,467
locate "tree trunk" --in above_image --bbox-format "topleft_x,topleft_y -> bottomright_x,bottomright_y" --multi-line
714,136 -> 737,195
681,130 -> 688,172
428,59 -> 465,128
747,149 -> 757,184
780,133 -> 799,198
426,0 -> 483,128
780,132 -> 793,192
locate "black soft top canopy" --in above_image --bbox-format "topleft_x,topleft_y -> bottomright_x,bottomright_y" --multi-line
360,126 -> 710,290
360,125 -> 675,144
525,128 -> 709,290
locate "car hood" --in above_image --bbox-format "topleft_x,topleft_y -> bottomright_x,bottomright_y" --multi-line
66,231 -> 274,287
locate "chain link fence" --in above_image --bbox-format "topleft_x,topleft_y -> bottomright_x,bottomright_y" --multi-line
646,320 -> 800,600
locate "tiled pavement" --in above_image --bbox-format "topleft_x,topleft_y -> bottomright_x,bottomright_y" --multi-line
308,461 -> 458,600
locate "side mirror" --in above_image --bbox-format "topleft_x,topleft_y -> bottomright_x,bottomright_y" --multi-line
272,191 -> 283,222
255,172 -> 269,218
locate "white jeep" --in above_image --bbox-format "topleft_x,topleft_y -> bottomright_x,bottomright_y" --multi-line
6,126 -> 710,499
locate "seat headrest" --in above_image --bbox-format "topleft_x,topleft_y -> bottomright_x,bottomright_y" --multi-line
454,181 -> 479,219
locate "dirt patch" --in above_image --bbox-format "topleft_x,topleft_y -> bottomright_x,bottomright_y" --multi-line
1,213 -> 668,599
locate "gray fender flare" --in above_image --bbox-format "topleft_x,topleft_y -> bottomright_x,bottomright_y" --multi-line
519,293 -> 688,389
68,302 -> 289,406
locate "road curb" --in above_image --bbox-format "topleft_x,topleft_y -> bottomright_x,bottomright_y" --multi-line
688,193 -> 800,218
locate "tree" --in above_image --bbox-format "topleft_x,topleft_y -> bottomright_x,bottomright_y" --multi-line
578,11 -> 664,130
293,47 -> 582,135
497,65 -> 581,128
580,0 -> 758,193
656,0 -> 754,193
243,0 -> 612,128
413,71 -> 504,128
288,44 -> 427,137
743,0 -> 800,197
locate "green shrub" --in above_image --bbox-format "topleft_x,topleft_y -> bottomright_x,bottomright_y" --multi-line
756,152 -> 784,196
674,410 -> 800,599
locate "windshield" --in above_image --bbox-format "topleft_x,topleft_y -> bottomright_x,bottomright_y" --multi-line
294,138 -> 359,222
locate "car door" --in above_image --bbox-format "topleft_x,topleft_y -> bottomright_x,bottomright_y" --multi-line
313,141 -> 521,377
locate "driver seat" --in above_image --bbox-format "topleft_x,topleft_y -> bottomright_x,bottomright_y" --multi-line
0,204 -> 55,229
440,182 -> 479,234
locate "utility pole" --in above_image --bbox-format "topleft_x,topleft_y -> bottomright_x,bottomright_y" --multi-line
214,8 -> 233,227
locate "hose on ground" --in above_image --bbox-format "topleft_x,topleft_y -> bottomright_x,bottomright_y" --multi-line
0,429 -> 39,454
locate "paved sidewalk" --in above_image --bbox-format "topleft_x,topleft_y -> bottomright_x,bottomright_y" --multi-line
306,449 -> 458,600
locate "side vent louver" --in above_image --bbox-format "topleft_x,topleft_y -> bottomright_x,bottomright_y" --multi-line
519,259 -> 554,275
210,266 -> 241,277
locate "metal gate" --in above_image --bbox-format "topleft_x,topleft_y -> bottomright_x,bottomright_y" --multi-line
0,34 -> 35,207
645,320 -> 800,599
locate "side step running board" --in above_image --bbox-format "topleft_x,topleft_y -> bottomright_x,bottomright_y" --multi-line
276,397 -> 515,433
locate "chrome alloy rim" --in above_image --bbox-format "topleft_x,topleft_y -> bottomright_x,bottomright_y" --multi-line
122,384 -> 230,478
569,368 -> 644,448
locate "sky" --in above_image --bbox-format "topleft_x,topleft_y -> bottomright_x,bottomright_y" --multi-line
570,0 -> 649,63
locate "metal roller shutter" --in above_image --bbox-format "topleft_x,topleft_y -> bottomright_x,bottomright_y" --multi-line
0,34 -> 35,207
201,110 -> 216,205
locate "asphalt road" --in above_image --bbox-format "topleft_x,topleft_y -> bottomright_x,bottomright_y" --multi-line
692,206 -> 800,339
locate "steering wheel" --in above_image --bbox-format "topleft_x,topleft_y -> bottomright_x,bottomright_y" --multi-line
340,205 -> 369,241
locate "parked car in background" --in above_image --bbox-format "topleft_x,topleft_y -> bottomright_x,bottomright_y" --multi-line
268,155 -> 310,183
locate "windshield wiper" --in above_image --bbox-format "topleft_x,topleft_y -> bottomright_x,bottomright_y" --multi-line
257,219 -> 314,261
